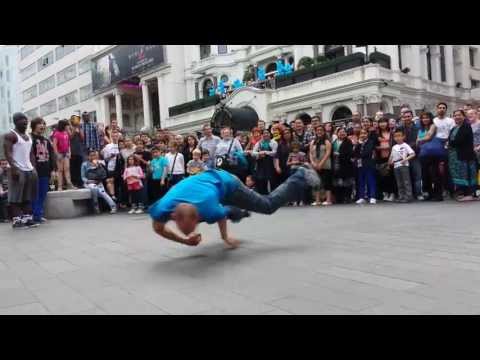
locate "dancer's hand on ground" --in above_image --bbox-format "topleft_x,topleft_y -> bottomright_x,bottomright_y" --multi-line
185,233 -> 202,246
223,236 -> 240,249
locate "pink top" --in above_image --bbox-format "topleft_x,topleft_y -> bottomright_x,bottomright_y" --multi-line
123,166 -> 145,186
53,130 -> 70,154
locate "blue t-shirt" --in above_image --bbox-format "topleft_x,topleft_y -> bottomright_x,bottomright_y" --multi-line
149,170 -> 240,224
150,156 -> 168,180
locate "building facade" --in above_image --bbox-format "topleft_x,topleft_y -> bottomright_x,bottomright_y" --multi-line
19,45 -> 480,135
0,45 -> 21,133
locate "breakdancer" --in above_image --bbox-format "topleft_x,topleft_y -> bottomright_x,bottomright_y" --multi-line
150,166 -> 320,248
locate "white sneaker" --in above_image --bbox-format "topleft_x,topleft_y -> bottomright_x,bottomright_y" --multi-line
369,198 -> 377,204
356,198 -> 366,204
417,195 -> 425,201
110,207 -> 117,214
476,190 -> 480,197
384,193 -> 394,202
134,208 -> 144,214
128,208 -> 136,214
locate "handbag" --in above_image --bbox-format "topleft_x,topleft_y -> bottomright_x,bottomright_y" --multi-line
419,137 -> 447,158
86,163 -> 107,181
215,139 -> 236,171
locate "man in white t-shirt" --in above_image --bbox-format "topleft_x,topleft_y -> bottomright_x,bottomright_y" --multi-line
433,102 -> 455,140
389,129 -> 416,203
101,130 -> 120,201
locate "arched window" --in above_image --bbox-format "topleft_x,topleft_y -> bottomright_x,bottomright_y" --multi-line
265,62 -> 277,73
202,78 -> 214,98
220,74 -> 229,83
200,45 -> 211,60
331,106 -> 352,122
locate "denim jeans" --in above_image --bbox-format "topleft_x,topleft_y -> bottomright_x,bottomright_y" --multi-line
357,166 -> 376,199
86,183 -> 116,209
223,167 -> 309,215
394,166 -> 413,200
32,176 -> 50,221
409,157 -> 422,197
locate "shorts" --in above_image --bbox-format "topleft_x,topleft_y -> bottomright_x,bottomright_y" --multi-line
316,169 -> 333,191
57,153 -> 70,160
8,169 -> 38,203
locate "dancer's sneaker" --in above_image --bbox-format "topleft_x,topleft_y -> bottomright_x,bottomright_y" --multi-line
128,208 -> 136,214
134,208 -> 144,214
356,198 -> 366,205
12,217 -> 27,230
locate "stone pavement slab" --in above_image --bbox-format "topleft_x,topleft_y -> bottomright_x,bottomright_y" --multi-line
1,200 -> 480,314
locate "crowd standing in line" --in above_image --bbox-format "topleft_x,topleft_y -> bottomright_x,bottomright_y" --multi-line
2,102 -> 480,230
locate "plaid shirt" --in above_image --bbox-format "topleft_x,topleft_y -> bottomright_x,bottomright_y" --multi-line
81,122 -> 100,151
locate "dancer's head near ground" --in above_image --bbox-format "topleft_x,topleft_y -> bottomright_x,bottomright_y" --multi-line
172,203 -> 200,235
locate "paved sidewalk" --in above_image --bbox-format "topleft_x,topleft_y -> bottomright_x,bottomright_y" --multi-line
1,201 -> 480,314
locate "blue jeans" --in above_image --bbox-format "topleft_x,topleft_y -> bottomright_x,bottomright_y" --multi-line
32,176 -> 49,221
409,157 -> 422,197
357,166 -> 376,199
223,167 -> 309,215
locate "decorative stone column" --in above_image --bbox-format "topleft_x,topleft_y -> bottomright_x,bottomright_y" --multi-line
157,75 -> 169,129
141,81 -> 152,131
431,45 -> 442,83
114,89 -> 123,129
353,96 -> 365,116
392,97 -> 402,117
366,94 -> 382,116
444,45 -> 455,86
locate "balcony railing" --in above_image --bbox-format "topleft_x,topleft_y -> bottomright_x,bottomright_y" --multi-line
169,95 -> 221,117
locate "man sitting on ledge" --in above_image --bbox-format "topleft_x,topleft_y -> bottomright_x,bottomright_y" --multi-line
149,166 -> 320,248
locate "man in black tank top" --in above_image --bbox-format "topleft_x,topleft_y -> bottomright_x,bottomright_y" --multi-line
3,113 -> 38,229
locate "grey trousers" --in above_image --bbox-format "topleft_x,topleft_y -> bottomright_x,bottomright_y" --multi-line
394,166 -> 413,201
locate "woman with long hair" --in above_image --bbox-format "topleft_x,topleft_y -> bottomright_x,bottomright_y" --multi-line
252,130 -> 279,194
447,109 -> 477,201
52,119 -> 76,190
467,109 -> 480,196
332,127 -> 355,203
416,111 -> 443,201
376,117 -> 395,202
182,134 -> 198,174
310,125 -> 333,206
274,127 -> 294,186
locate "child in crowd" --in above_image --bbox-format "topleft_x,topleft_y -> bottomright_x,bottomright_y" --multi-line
149,147 -> 169,203
0,159 -> 9,222
81,150 -> 117,214
389,129 -> 416,203
186,149 -> 207,176
245,175 -> 257,192
287,141 -> 307,205
52,119 -> 76,190
354,129 -> 377,204
123,156 -> 146,214
201,149 -> 212,169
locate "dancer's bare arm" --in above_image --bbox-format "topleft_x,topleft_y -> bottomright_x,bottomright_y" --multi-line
217,218 -> 240,248
152,220 -> 201,246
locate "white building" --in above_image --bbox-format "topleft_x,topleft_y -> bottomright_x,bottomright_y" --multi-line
19,45 -> 110,127
0,45 -> 21,133
20,45 -> 480,135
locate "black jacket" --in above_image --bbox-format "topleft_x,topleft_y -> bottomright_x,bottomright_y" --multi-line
334,139 -> 354,179
397,124 -> 419,153
449,122 -> 476,161
31,134 -> 56,178
353,138 -> 376,169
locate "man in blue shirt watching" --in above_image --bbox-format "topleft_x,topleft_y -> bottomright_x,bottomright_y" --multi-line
150,166 -> 320,248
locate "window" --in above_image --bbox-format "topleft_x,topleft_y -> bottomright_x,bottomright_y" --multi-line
20,45 -> 35,60
440,45 -> 446,82
58,90 -> 78,110
8,101 -> 11,114
37,51 -> 54,72
78,57 -> 91,74
0,70 -> 2,80
200,45 -> 211,59
7,89 -> 10,99
6,70 -> 10,82
56,64 -> 77,85
398,45 -> 402,70
426,46 -> 432,81
25,108 -> 38,119
39,75 -> 55,95
472,79 -> 480,88
55,45 -> 75,61
220,74 -> 229,83
21,62 -> 36,81
79,84 -> 92,101
5,55 -> 9,67
470,47 -> 477,67
23,85 -> 38,102
218,45 -> 228,54
0,86 -> 4,99
40,99 -> 57,116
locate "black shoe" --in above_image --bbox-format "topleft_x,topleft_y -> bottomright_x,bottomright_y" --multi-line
24,219 -> 39,228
